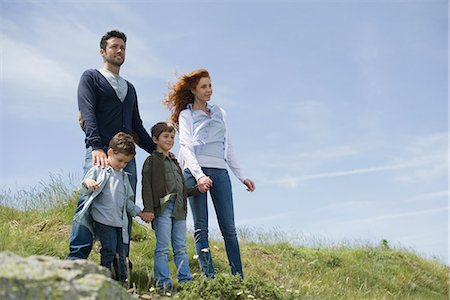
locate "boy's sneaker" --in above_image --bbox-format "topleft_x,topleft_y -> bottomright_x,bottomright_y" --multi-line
157,283 -> 173,296
119,279 -> 129,289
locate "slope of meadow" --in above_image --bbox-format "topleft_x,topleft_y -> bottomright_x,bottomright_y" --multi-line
0,177 -> 448,299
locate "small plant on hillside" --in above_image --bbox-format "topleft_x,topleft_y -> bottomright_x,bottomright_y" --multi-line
175,274 -> 297,300
381,239 -> 390,250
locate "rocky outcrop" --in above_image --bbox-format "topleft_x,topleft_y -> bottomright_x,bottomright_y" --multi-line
0,251 -> 133,300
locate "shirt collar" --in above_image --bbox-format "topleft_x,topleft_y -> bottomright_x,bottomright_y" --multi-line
187,102 -> 213,111
99,68 -> 121,79
106,166 -> 125,173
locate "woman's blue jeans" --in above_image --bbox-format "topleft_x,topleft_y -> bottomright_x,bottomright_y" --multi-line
185,167 -> 243,279
153,198 -> 192,289
68,147 -> 137,260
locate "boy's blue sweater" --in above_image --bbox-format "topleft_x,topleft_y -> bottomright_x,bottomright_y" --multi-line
78,69 -> 155,153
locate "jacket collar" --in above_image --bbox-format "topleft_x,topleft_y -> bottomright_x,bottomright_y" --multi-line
152,150 -> 177,163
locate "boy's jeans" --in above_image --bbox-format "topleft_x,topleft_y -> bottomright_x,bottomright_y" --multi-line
68,147 -> 137,260
94,221 -> 127,282
153,198 -> 192,289
185,167 -> 243,279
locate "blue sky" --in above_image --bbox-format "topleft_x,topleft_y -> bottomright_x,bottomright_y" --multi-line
1,0 -> 448,264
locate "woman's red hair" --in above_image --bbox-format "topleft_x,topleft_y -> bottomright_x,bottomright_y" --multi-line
163,69 -> 210,128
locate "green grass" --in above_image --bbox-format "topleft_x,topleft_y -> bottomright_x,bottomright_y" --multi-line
0,177 -> 448,299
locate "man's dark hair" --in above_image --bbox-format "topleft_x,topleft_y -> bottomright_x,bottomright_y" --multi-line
109,132 -> 136,156
100,30 -> 127,50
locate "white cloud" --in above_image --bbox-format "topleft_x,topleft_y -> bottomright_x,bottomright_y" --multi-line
2,35 -> 77,92
123,36 -> 175,81
1,4 -> 176,121
289,100 -> 332,138
1,11 -> 88,120
274,160 -> 427,188
2,35 -> 79,120
272,132 -> 448,188
256,143 -> 367,171
319,200 -> 377,212
394,133 -> 448,183
405,190 -> 449,203
343,206 -> 448,225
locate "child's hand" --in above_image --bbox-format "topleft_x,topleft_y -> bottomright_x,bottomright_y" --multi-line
83,179 -> 100,191
197,176 -> 213,193
139,211 -> 154,223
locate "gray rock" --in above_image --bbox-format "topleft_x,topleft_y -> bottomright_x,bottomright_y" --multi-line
0,251 -> 133,300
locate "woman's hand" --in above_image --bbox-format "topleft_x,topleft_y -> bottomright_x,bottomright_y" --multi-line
243,179 -> 255,192
197,176 -> 213,193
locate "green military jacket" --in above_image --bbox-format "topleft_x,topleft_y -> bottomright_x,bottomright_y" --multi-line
142,151 -> 199,220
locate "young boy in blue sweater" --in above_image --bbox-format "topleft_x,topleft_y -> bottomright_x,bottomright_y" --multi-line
73,132 -> 150,283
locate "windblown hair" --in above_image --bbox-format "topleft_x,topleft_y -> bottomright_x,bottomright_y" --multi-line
163,69 -> 210,128
109,132 -> 136,156
100,30 -> 127,50
151,122 -> 175,139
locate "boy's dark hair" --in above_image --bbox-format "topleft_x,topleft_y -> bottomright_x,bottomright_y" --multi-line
151,122 -> 175,139
100,30 -> 127,50
109,132 -> 136,156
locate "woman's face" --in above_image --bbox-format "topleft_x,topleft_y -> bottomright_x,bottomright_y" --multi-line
191,77 -> 212,103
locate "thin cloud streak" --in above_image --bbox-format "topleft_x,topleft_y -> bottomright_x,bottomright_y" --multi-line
275,160 -> 433,188
273,133 -> 447,188
319,200 -> 377,212
343,206 -> 448,224
405,190 -> 449,203
264,146 -> 362,168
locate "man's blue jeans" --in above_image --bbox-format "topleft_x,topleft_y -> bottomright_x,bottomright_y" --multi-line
185,167 -> 243,279
68,147 -> 137,260
153,198 -> 192,289
94,221 -> 128,282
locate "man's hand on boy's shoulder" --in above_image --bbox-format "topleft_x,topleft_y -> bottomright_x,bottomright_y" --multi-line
92,149 -> 109,168
83,178 -> 100,191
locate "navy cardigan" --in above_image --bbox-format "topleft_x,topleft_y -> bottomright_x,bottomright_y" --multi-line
78,69 -> 155,153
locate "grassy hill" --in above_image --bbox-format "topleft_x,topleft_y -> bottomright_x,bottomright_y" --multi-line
0,177 -> 448,299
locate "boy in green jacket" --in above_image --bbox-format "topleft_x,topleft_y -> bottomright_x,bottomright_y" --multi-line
141,122 -> 199,292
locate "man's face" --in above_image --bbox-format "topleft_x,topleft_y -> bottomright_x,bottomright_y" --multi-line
101,37 -> 126,67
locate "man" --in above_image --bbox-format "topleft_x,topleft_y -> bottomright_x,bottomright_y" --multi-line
68,30 -> 155,261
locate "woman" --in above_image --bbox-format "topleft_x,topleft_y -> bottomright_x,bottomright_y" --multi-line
164,69 -> 255,279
